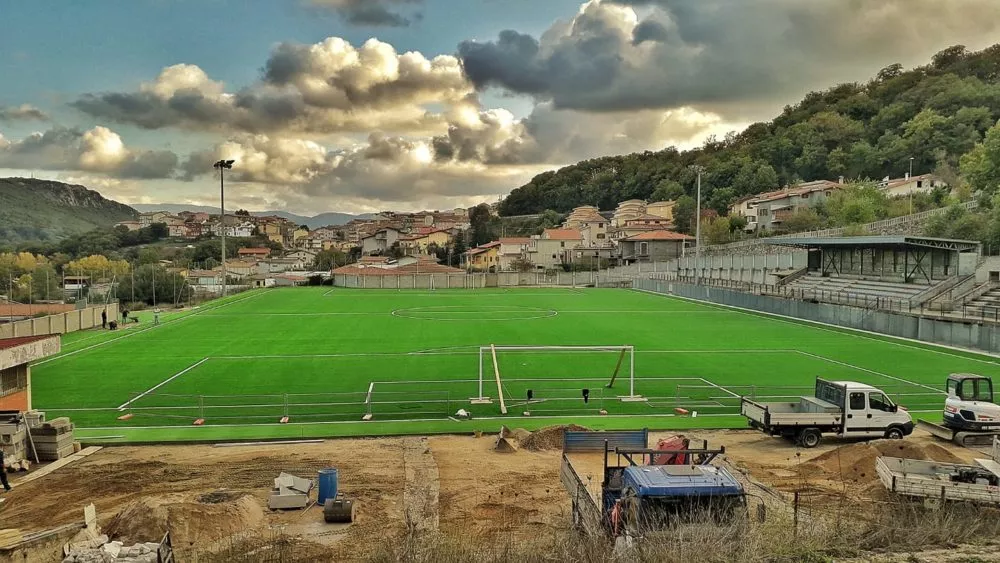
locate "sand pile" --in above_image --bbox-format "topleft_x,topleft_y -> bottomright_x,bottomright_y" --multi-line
105,494 -> 265,546
519,425 -> 590,451
800,440 -> 964,484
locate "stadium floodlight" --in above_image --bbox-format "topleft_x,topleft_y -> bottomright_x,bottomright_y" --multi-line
213,159 -> 236,297
689,164 -> 705,286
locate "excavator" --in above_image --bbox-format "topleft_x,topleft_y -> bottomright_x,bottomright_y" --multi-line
918,373 -> 1000,446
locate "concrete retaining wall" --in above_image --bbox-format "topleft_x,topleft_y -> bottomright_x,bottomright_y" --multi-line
0,304 -> 119,340
634,278 -> 1000,354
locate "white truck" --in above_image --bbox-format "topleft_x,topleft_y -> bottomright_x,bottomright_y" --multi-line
740,378 -> 914,448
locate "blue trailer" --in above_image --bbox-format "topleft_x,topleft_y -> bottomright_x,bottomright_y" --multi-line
560,430 -> 746,538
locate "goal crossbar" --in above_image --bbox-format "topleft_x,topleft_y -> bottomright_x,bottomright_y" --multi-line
471,345 -> 641,405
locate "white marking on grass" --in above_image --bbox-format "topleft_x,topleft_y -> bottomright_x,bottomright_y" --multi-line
36,291 -> 267,366
117,358 -> 210,410
641,289 -> 1000,365
698,377 -> 742,398
793,350 -> 944,394
322,287 -> 336,296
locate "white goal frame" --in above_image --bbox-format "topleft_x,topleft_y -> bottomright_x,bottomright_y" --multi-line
470,345 -> 643,406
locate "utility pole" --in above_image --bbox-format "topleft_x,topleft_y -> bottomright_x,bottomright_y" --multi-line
214,159 -> 235,298
689,165 -> 705,286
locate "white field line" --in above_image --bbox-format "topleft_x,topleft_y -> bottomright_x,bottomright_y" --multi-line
322,287 -> 336,296
793,350 -> 945,394
638,288 -> 1000,365
36,291 -> 267,367
74,409 -> 947,432
117,358 -> 210,410
698,377 -> 742,398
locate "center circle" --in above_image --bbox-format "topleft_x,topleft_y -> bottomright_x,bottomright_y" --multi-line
391,305 -> 558,321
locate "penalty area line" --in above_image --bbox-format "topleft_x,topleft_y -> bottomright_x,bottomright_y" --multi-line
117,358 -> 210,411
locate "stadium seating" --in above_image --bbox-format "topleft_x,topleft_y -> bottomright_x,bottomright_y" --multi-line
959,286 -> 1000,317
782,273 -> 931,304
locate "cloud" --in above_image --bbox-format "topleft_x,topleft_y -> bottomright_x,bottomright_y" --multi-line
0,104 -> 49,122
181,130 -> 544,211
0,126 -> 178,179
306,0 -> 422,27
459,0 -> 1000,119
73,37 -> 472,135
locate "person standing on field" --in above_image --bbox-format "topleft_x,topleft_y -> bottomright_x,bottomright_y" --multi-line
154,308 -> 161,325
101,309 -> 107,329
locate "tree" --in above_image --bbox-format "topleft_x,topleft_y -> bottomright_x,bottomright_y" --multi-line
468,204 -> 494,246
704,217 -> 732,245
137,248 -> 160,265
961,120 -> 1000,195
314,249 -> 348,270
824,183 -> 889,226
708,187 -> 736,216
235,209 -> 251,217
779,209 -> 823,233
116,264 -> 190,306
64,255 -> 130,282
651,180 -> 684,202
673,196 -> 696,234
510,258 -> 535,272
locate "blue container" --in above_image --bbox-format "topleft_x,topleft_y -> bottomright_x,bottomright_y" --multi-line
318,468 -> 339,504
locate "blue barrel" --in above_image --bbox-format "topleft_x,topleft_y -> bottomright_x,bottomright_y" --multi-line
317,468 -> 339,504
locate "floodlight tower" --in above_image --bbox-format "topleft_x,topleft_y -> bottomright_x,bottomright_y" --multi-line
213,159 -> 235,297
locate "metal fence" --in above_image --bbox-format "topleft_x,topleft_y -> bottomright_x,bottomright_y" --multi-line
635,278 -> 1000,354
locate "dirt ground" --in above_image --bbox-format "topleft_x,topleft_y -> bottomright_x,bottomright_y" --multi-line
0,428 -> 990,562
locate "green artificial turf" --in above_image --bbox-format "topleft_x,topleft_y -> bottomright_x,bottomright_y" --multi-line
31,287 -> 1000,443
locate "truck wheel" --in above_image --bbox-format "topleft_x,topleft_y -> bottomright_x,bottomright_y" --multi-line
798,428 -> 821,448
884,427 -> 904,440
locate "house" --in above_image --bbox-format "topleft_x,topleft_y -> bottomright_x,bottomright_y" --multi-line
617,230 -> 694,264
256,258 -> 301,274
221,260 -> 255,279
139,211 -> 172,227
563,206 -> 609,247
238,247 -> 271,260
273,273 -> 309,287
749,180 -> 843,233
183,223 -> 203,238
360,228 -> 401,255
498,237 -> 531,271
168,224 -> 188,238
645,201 -> 676,221
465,241 -> 501,272
115,220 -> 141,231
250,274 -> 276,288
526,229 -> 583,270
399,229 -> 451,255
612,200 -> 647,227
624,214 -> 673,228
879,174 -> 946,198
729,196 -> 759,231
285,249 -> 319,269
563,246 -> 617,267
187,269 -> 222,287
292,227 -> 310,246
225,222 -> 255,238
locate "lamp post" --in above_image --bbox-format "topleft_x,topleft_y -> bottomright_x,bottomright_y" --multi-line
689,165 -> 705,286
213,159 -> 235,297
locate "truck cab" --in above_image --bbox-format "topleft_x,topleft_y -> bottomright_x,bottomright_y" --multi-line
821,380 -> 913,439
944,373 -> 1000,431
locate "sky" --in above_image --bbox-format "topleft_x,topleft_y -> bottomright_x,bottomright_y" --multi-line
1,0 -> 999,215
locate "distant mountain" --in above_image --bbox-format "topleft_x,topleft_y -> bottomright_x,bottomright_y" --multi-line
0,177 -> 137,245
131,204 -> 372,228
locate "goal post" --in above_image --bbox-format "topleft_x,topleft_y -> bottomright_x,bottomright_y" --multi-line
470,345 -> 643,405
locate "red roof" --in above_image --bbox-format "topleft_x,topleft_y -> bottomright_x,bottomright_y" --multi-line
0,335 -> 57,351
237,247 -> 270,255
543,229 -> 583,241
623,230 -> 694,241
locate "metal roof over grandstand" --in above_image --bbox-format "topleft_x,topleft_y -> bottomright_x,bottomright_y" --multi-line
766,235 -> 980,252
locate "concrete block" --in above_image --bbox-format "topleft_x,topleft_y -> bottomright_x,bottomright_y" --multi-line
268,492 -> 309,510
274,472 -> 312,494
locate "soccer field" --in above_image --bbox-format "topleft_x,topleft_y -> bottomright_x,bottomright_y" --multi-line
31,287 -> 1000,442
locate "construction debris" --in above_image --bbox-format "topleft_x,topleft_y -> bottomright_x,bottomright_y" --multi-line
30,417 -> 76,461
268,472 -> 313,510
0,529 -> 25,548
494,426 -> 517,453
62,540 -> 162,562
